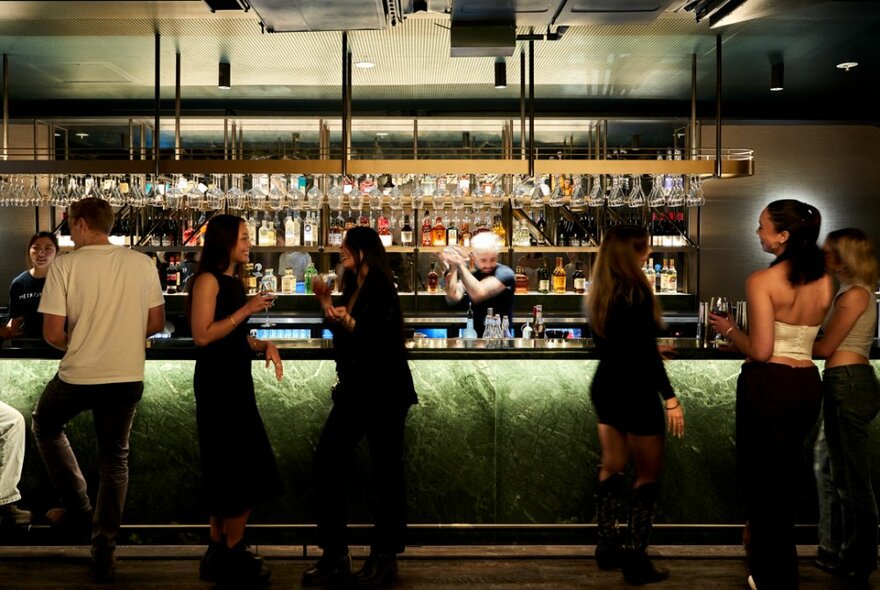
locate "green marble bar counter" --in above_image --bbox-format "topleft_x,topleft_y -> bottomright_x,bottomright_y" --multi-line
3,339 -> 880,544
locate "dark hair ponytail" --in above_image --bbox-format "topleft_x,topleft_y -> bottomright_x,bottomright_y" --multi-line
766,199 -> 825,285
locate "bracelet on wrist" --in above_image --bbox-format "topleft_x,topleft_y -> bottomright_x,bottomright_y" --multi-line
665,400 -> 681,410
228,314 -> 237,327
725,326 -> 735,336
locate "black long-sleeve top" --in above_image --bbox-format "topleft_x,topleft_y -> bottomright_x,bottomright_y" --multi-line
329,270 -> 418,406
592,286 -> 675,400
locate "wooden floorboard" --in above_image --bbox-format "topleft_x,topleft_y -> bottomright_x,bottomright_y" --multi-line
0,545 -> 860,589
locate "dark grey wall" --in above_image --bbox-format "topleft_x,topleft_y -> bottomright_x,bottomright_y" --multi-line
700,124 -> 880,301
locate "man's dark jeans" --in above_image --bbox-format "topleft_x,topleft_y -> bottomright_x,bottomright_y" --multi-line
32,375 -> 143,555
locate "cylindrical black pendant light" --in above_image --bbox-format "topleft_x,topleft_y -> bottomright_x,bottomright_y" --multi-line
770,63 -> 783,92
219,62 -> 231,90
494,61 -> 507,89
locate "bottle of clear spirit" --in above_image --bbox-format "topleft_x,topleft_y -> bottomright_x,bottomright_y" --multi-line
261,268 -> 277,293
281,268 -> 296,294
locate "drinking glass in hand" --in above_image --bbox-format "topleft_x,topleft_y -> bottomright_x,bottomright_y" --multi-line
710,296 -> 731,346
259,280 -> 276,328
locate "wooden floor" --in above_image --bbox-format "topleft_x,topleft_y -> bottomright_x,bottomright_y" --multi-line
0,545 -> 861,589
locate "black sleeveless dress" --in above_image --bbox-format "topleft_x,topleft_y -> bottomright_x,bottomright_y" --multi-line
193,272 -> 282,517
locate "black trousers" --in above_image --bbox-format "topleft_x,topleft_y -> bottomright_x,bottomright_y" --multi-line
737,362 -> 822,590
314,396 -> 410,556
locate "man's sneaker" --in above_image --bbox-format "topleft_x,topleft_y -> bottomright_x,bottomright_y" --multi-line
91,538 -> 117,584
46,507 -> 92,526
0,503 -> 32,526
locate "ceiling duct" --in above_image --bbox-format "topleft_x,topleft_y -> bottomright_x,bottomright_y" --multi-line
450,24 -> 517,57
449,0 -> 516,57
553,0 -> 678,25
202,0 -> 250,12
684,0 -> 820,27
247,0 -> 395,32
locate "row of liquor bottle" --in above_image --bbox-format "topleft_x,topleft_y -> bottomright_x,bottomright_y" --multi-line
465,305 -> 551,340
644,258 -> 679,294
242,208 -> 688,249
59,202 -> 688,251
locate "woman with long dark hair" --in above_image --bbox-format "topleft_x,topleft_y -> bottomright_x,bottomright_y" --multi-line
302,226 -> 418,588
812,228 -> 880,589
186,214 -> 282,588
710,199 -> 833,590
587,224 -> 684,585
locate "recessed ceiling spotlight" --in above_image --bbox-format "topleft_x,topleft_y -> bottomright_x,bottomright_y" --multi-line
355,60 -> 375,69
54,132 -> 61,137
836,61 -> 859,71
75,133 -> 89,139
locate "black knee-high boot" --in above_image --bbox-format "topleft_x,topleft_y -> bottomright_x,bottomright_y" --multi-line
622,482 -> 670,585
596,473 -> 627,570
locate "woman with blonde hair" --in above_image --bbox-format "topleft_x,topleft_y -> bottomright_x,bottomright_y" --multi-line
587,224 -> 684,585
812,228 -> 880,589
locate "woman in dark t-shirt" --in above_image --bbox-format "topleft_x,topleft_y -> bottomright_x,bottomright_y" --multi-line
6,232 -> 58,339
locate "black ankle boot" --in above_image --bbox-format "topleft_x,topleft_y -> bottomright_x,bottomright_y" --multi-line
622,550 -> 670,585
595,473 -> 626,570
301,550 -> 352,587
621,483 -> 669,585
220,540 -> 270,588
199,540 -> 226,582
349,554 -> 399,588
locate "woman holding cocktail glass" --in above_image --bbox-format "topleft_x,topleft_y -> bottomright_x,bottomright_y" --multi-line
811,228 -> 880,589
709,200 -> 833,590
303,226 -> 417,588
587,224 -> 684,585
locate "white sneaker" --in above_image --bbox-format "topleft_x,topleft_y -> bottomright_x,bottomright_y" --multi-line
747,574 -> 758,590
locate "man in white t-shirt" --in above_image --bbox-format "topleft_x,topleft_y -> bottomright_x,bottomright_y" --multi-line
33,198 -> 165,582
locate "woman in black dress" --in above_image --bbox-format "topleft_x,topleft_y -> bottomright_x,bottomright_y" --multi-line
302,226 -> 418,588
587,225 -> 685,585
187,214 -> 283,587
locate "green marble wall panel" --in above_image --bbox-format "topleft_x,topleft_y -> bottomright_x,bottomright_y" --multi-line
3,358 -> 879,527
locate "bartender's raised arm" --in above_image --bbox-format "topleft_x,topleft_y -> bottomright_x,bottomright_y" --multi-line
454,264 -> 504,303
440,247 -> 466,303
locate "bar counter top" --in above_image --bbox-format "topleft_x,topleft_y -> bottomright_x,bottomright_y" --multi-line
2,337 -> 745,361
4,337 -> 880,360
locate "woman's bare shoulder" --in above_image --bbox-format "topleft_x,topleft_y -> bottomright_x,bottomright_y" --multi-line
746,265 -> 781,286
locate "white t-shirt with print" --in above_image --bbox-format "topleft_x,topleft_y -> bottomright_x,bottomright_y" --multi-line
39,245 -> 165,385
